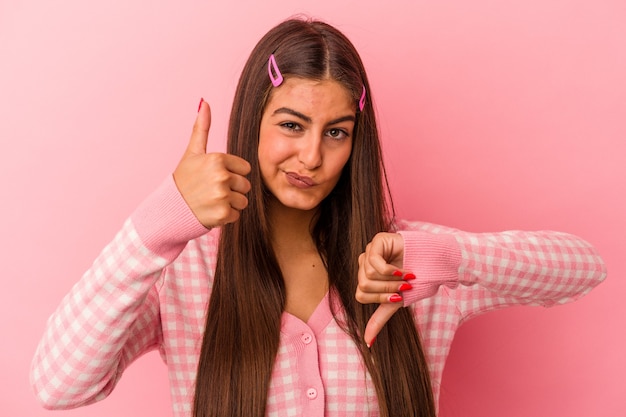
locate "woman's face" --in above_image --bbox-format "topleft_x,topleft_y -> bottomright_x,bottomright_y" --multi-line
258,77 -> 355,212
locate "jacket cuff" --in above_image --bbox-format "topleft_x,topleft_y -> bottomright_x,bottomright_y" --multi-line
397,230 -> 462,306
131,175 -> 209,260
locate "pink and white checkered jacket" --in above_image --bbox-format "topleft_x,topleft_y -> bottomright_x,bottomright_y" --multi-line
30,176 -> 607,416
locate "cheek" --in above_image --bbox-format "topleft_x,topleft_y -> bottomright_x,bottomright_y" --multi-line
330,145 -> 353,177
258,135 -> 292,178
259,135 -> 292,166
257,147 -> 275,185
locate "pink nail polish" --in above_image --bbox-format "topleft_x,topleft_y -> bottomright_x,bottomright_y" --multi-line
389,294 -> 403,303
403,273 -> 416,281
392,270 -> 403,277
197,97 -> 204,113
399,283 -> 412,292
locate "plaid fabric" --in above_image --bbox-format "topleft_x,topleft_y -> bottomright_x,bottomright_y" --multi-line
397,220 -> 607,401
30,179 -> 606,416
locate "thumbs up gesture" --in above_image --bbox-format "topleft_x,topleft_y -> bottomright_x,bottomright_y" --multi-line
173,99 -> 252,228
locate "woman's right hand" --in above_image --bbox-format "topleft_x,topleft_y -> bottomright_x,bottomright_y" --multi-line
173,99 -> 252,228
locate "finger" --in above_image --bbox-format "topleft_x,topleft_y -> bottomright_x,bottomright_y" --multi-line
221,207 -> 242,225
363,251 -> 398,277
222,154 -> 252,177
361,252 -> 415,285
359,251 -> 396,285
363,234 -> 404,276
357,279 -> 412,296
228,192 -> 249,211
357,256 -> 408,302
364,303 -> 402,348
228,174 -> 252,195
356,285 -> 405,304
186,99 -> 212,155
200,200 -> 242,227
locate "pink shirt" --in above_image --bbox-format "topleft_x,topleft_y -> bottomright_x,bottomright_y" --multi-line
30,177 -> 607,416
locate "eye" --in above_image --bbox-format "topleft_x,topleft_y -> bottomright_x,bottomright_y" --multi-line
326,128 -> 349,140
280,122 -> 302,132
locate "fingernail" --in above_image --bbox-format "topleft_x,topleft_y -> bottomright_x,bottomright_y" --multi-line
197,97 -> 204,113
367,336 -> 376,348
389,294 -> 403,303
399,283 -> 412,292
403,273 -> 416,281
392,270 -> 403,277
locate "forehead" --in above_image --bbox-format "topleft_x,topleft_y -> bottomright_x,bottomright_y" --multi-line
265,77 -> 356,116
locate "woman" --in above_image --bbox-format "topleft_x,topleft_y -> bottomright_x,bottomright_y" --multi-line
31,18 -> 606,417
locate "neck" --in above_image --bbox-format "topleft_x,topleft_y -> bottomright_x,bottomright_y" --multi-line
268,198 -> 318,251
267,198 -> 329,322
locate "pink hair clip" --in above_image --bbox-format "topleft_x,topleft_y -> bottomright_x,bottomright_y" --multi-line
268,54 -> 283,87
359,85 -> 366,112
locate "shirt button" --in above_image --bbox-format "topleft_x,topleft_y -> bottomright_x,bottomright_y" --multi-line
306,388 -> 318,399
301,333 -> 313,344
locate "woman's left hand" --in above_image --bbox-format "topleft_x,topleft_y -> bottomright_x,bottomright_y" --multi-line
357,232 -> 415,347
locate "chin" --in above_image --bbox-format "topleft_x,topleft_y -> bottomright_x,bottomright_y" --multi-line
272,192 -> 325,212
278,198 -> 320,212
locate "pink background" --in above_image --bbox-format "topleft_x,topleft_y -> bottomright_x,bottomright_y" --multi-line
1,1 -> 624,416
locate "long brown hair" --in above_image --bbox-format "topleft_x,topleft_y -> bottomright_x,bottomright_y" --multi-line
193,18 -> 435,417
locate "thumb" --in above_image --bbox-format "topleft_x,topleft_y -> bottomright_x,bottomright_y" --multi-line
364,303 -> 402,348
186,98 -> 212,155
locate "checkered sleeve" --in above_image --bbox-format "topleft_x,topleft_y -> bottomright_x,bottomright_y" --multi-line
30,220 -> 169,409
453,228 -> 607,320
396,220 -> 607,321
30,176 -> 209,409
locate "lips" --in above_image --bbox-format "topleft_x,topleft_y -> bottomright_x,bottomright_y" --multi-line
285,172 -> 316,188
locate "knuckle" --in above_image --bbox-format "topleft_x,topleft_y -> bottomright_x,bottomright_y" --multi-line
212,188 -> 230,202
206,152 -> 224,162
363,263 -> 377,278
359,281 -> 375,293
213,205 -> 231,221
212,170 -> 231,184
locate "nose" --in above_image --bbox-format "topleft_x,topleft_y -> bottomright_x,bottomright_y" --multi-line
298,133 -> 322,170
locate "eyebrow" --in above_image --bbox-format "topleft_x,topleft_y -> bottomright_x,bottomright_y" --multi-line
272,107 -> 356,125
